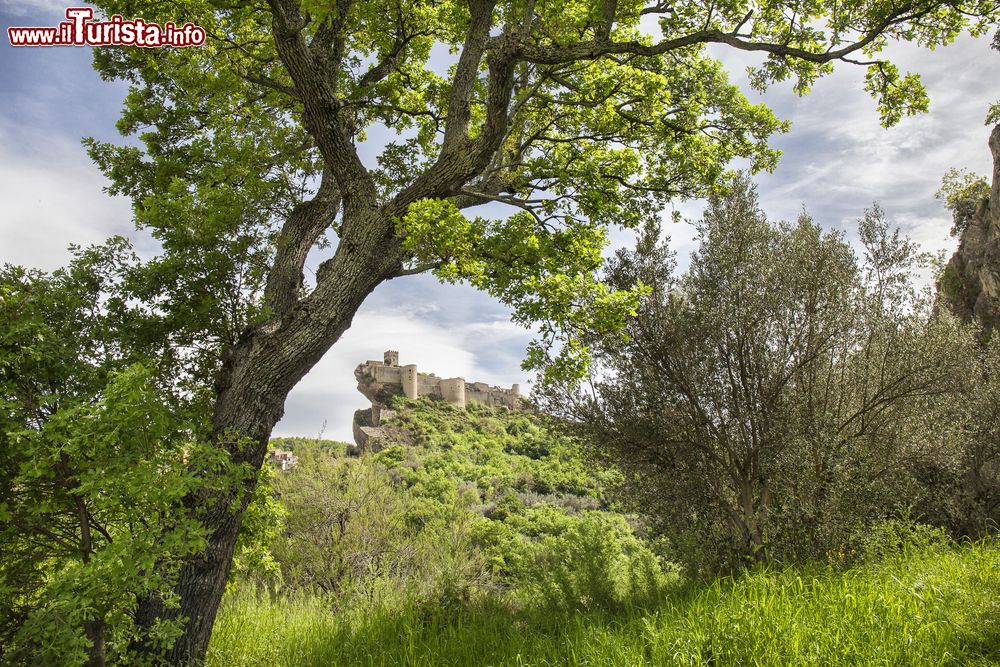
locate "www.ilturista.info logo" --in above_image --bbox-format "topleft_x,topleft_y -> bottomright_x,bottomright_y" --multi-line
7,7 -> 205,47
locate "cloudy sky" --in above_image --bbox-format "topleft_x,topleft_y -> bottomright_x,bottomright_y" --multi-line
2,2 -> 998,441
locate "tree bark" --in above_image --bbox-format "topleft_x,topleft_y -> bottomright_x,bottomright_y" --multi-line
74,495 -> 106,667
82,620 -> 106,667
133,207 -> 403,663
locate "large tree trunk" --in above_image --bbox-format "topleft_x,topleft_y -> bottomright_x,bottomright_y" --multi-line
134,213 -> 402,664
131,2 -> 512,657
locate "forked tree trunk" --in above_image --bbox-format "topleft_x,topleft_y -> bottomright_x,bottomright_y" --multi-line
134,216 -> 402,664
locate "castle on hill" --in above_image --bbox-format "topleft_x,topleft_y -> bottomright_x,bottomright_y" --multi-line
352,350 -> 524,449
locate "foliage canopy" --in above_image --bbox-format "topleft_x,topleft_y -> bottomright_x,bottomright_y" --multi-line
87,0 -> 1000,379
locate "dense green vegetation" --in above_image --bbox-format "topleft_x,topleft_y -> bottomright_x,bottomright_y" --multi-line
0,257 -> 219,664
203,398 -> 1000,666
259,398 -> 674,613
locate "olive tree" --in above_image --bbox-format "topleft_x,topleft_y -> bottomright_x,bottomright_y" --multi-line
543,177 -> 975,569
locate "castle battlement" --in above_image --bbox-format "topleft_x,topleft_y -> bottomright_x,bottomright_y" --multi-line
352,350 -> 523,450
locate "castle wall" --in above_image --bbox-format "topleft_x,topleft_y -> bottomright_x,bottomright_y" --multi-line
466,386 -> 520,409
440,377 -> 466,408
373,364 -> 402,384
418,374 -> 441,395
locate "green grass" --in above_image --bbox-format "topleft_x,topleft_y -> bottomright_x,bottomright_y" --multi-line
208,540 -> 1000,667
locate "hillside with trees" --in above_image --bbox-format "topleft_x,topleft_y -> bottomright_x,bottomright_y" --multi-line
259,398 -> 671,610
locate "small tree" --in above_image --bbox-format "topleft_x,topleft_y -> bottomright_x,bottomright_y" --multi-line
544,177 -> 974,570
936,168 -> 990,237
0,257 -> 211,665
271,445 -> 413,595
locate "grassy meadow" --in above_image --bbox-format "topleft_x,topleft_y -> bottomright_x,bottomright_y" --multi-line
209,539 -> 1000,667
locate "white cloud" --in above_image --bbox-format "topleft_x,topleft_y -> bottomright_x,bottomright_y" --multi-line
0,125 -> 137,271
709,35 -> 999,281
784,39 -> 995,183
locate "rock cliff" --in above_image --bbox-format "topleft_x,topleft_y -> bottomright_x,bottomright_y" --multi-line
941,124 -> 1000,335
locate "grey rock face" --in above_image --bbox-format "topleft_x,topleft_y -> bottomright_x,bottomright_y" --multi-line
942,125 -> 1000,335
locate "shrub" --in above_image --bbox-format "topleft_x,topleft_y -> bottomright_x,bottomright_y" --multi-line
508,512 -> 676,612
845,516 -> 951,564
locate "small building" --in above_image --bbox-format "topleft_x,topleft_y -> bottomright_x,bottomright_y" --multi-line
269,448 -> 298,472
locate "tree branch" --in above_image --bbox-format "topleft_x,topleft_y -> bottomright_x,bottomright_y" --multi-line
442,0 -> 498,151
267,0 -> 379,214
264,169 -> 341,318
391,261 -> 443,278
511,4 -> 925,66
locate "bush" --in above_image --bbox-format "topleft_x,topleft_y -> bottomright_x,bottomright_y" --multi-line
506,512 -> 677,612
844,517 -> 951,564
269,440 -> 491,609
544,181 -> 979,571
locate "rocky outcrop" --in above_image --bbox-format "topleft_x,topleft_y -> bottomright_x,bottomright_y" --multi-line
942,125 -> 1000,336
351,408 -> 383,453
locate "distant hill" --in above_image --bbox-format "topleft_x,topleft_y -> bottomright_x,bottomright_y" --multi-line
269,436 -> 352,455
